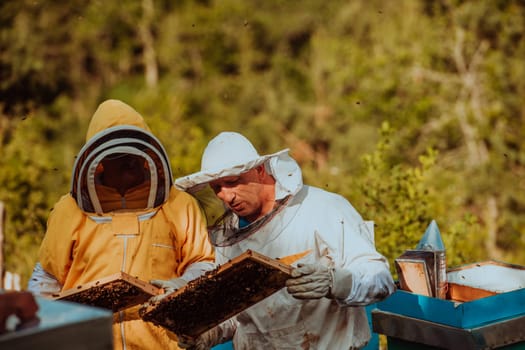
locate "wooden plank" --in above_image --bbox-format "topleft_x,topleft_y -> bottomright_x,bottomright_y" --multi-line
139,250 -> 293,339
372,309 -> 479,349
54,272 -> 162,312
372,309 -> 525,349
447,282 -> 497,302
395,259 -> 433,297
395,250 -> 439,297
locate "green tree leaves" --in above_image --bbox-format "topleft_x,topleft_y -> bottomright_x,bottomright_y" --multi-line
0,0 -> 523,287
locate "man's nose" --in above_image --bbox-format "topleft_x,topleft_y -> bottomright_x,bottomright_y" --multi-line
218,187 -> 236,204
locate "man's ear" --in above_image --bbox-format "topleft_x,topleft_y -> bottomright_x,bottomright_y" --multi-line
257,164 -> 276,185
255,164 -> 267,177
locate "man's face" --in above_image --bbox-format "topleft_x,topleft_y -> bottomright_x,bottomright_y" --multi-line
209,167 -> 266,221
101,154 -> 146,194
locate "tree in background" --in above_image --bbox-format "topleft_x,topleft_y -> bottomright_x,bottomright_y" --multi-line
0,0 -> 523,287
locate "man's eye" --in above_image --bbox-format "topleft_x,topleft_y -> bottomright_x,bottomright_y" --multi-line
223,177 -> 240,185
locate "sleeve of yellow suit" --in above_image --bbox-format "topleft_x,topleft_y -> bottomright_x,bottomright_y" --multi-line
162,187 -> 215,278
38,195 -> 85,285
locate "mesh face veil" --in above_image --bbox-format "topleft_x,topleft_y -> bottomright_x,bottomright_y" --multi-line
174,131 -> 305,246
207,196 -> 291,247
70,125 -> 173,214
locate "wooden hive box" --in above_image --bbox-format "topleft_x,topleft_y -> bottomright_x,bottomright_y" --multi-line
446,260 -> 525,302
378,260 -> 525,329
54,272 -> 162,312
139,250 -> 293,339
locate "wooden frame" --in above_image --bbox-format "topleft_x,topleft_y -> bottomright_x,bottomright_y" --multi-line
139,250 -> 293,339
54,272 -> 161,312
395,250 -> 436,297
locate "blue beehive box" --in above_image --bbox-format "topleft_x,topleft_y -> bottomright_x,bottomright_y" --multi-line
378,260 -> 525,329
374,260 -> 525,349
376,220 -> 525,349
0,295 -> 113,349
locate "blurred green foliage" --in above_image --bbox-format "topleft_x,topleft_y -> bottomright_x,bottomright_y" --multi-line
0,0 -> 523,287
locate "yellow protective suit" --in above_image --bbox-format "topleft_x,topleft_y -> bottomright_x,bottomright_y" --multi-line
38,99 -> 215,349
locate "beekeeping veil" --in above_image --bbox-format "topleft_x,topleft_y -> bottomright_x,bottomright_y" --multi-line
175,132 -> 303,246
70,99 -> 173,214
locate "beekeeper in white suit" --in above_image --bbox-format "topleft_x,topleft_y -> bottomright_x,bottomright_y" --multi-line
173,131 -> 395,350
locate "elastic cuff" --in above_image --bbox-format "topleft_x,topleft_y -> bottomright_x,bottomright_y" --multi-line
329,267 -> 353,300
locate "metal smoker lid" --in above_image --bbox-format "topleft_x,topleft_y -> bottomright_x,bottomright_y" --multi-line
416,220 -> 445,251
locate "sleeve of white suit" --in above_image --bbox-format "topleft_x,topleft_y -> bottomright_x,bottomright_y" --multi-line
313,196 -> 396,306
27,262 -> 62,298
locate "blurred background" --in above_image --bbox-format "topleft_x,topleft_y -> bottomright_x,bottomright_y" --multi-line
0,0 -> 524,288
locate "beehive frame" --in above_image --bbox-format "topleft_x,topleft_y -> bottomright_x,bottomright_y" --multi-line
139,250 -> 293,338
55,272 -> 162,312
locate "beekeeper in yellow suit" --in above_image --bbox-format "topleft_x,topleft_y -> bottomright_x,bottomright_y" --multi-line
28,99 -> 215,349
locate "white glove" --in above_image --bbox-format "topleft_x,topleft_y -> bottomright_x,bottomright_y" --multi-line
286,263 -> 332,299
286,263 -> 353,300
149,278 -> 188,302
177,335 -> 209,350
177,327 -> 224,350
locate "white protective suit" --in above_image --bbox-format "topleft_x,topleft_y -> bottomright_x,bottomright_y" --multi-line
175,132 -> 396,350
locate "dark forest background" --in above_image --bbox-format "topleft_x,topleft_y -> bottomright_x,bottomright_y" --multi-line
1,0 -> 524,287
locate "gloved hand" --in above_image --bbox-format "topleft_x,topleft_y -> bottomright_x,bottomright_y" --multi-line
177,327 -> 223,350
177,335 -> 209,350
286,263 -> 354,300
285,263 -> 333,299
149,277 -> 188,302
